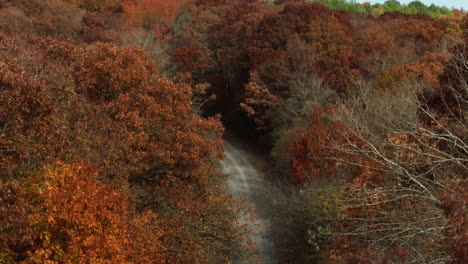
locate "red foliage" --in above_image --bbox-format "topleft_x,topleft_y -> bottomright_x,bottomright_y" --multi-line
123,0 -> 188,39
291,106 -> 362,184
80,12 -> 111,43
305,14 -> 358,91
175,41 -> 202,73
378,12 -> 444,47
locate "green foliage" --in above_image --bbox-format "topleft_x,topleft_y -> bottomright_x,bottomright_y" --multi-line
400,1 -> 452,18
380,0 -> 402,12
308,0 -> 453,18
310,0 -> 366,13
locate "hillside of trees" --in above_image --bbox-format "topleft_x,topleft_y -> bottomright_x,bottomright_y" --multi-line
0,0 -> 466,263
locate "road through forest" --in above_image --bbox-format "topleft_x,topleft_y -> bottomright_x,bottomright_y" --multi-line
221,140 -> 276,264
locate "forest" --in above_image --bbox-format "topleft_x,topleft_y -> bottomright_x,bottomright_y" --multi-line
0,0 -> 466,263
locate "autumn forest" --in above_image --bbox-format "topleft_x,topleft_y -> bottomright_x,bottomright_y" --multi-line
0,0 -> 466,263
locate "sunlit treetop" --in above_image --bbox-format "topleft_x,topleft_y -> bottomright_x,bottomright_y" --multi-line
268,0 -> 459,18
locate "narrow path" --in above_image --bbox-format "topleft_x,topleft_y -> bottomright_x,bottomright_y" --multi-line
221,140 -> 276,264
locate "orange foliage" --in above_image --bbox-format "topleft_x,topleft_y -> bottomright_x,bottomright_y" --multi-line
378,13 -> 445,55
372,52 -> 449,90
1,0 -> 465,263
0,162 -> 167,264
404,52 -> 450,87
0,27 -> 244,262
362,22 -> 395,60
24,162 -> 134,263
123,0 -> 187,39
129,210 -> 166,264
69,42 -> 223,183
72,43 -> 247,262
240,71 -> 280,131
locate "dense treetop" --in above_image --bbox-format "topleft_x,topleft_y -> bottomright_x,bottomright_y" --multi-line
0,0 -> 466,263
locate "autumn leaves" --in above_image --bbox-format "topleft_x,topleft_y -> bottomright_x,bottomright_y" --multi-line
0,0 -> 466,263
0,23 -> 245,264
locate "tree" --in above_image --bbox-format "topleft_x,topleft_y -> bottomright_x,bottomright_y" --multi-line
304,13 -> 359,92
67,0 -> 119,11
123,0 -> 188,40
71,42 -> 252,262
240,71 -> 280,131
0,58 -> 64,180
0,162 -> 167,264
0,30 -> 251,262
316,81 -> 466,263
0,181 -> 34,263
382,0 -> 402,12
23,162 -> 135,263
286,46 -> 466,262
291,105 -> 362,184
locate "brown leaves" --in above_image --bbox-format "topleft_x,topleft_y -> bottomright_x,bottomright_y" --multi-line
67,0 -> 119,12
440,183 -> 468,264
68,41 -> 238,263
305,14 -> 359,91
75,43 -> 157,102
240,71 -> 280,131
0,15 -> 239,263
0,181 -> 34,261
0,58 -> 64,179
